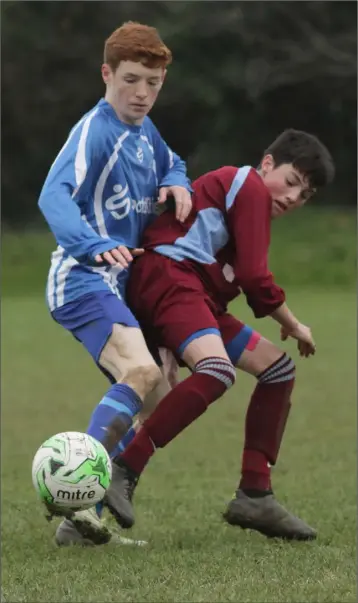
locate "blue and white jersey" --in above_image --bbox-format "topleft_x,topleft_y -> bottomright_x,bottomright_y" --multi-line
38,98 -> 191,311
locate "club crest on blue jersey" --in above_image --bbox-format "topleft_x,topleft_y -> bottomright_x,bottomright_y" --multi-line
136,146 -> 144,163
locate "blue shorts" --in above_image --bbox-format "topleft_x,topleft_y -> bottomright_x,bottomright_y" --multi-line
52,291 -> 140,381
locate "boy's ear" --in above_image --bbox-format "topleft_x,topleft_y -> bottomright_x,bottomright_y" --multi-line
261,154 -> 275,175
101,63 -> 113,84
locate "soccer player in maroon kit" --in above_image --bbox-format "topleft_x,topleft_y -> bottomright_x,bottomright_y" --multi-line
104,129 -> 334,540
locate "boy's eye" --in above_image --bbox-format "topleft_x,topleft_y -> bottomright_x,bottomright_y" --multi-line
286,179 -> 294,186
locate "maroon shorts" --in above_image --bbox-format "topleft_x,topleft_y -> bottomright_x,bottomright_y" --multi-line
127,251 -> 259,364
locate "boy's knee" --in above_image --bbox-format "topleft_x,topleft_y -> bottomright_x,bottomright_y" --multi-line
237,336 -> 289,378
195,357 -> 236,391
258,352 -> 296,384
123,363 -> 162,399
140,374 -> 173,422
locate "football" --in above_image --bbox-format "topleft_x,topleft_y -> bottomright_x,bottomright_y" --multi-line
32,431 -> 112,512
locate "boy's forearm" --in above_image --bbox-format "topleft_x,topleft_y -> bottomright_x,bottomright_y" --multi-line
270,302 -> 300,331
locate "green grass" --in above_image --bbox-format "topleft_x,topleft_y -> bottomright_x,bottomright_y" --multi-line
1,290 -> 356,602
1,207 -> 356,296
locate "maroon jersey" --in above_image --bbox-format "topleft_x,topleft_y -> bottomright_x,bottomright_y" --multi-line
143,166 -> 285,317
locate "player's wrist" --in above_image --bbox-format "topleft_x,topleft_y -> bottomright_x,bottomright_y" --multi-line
270,303 -> 299,331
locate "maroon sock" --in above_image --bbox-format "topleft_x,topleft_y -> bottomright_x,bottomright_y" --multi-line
239,353 -> 295,493
240,449 -> 272,491
120,357 -> 236,474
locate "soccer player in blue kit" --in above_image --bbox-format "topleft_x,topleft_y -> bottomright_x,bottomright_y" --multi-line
38,22 -> 192,546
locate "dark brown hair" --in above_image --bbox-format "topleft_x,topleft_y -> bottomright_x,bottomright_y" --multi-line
264,129 -> 335,187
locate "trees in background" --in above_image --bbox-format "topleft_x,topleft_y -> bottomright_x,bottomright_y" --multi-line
2,0 -> 356,224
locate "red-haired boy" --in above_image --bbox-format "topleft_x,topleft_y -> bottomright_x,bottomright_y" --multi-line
38,22 -> 192,546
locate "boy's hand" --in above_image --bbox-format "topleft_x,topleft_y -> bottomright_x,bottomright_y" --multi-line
158,186 -> 192,223
280,323 -> 316,357
94,246 -> 144,269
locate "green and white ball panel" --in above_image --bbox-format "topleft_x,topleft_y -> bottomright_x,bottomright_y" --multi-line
32,432 -> 112,511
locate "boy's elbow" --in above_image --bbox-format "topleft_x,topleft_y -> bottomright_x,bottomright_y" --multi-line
38,191 -> 59,230
237,272 -> 261,294
177,159 -> 186,172
38,191 -> 50,213
171,158 -> 187,177
236,260 -> 273,294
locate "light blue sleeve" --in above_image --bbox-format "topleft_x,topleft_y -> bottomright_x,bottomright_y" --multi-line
38,110 -> 120,264
147,119 -> 192,192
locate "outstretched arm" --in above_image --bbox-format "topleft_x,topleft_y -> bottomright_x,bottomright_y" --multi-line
225,166 -> 316,357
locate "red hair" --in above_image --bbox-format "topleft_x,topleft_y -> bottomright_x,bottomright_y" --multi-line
104,22 -> 172,71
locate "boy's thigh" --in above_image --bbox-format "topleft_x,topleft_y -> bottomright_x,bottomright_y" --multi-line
99,324 -> 158,384
129,252 -> 219,353
152,293 -> 222,360
52,290 -> 154,382
130,253 -> 238,369
219,313 -> 283,376
145,294 -> 231,370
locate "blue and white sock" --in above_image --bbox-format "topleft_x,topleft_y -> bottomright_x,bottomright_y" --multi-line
114,425 -> 137,455
96,427 -> 138,518
87,383 -> 142,449
87,384 -> 142,520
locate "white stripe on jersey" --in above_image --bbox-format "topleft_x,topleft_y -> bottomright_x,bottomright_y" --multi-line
94,131 -> 130,237
48,214 -> 125,309
91,266 -> 117,295
140,135 -> 157,185
56,256 -> 78,307
109,266 -> 124,298
140,135 -> 154,153
168,147 -> 174,169
47,111 -> 101,310
47,247 -> 65,311
49,108 -> 98,176
73,109 -> 100,195
79,217 -> 123,299
225,165 -> 251,211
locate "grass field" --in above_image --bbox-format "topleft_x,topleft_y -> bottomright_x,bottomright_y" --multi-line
1,288 -> 356,602
2,207 -> 356,296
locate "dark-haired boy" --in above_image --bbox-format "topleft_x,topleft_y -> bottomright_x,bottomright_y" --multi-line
105,129 -> 335,541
